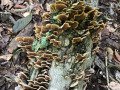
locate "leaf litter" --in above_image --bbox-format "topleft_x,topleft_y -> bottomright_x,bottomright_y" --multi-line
0,0 -> 120,90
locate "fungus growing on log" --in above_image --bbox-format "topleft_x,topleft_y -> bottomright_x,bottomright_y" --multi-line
15,0 -> 105,90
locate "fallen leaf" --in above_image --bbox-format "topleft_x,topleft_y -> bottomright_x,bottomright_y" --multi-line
1,0 -> 11,5
14,4 -> 26,9
0,54 -> 12,61
109,81 -> 120,90
0,26 -> 11,49
0,76 -> 6,86
46,3 -> 51,11
1,0 -> 13,9
115,70 -> 120,82
114,50 -> 120,63
0,12 -> 11,22
23,12 -> 30,17
34,4 -> 42,15
13,14 -> 32,33
107,25 -> 116,32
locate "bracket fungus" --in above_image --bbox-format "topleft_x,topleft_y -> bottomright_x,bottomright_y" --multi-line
15,0 -> 105,90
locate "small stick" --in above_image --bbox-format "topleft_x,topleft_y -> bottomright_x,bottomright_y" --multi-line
105,52 -> 110,90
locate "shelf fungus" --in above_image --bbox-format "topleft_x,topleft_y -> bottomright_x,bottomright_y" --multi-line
54,13 -> 68,22
16,37 -> 34,44
45,24 -> 60,31
15,0 -> 105,90
72,37 -> 84,45
66,21 -> 79,29
74,12 -> 87,22
50,3 -> 67,11
16,37 -> 34,52
50,39 -> 62,47
75,53 -> 87,63
42,12 -> 50,20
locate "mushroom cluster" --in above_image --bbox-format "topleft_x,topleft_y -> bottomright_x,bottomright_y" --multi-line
15,0 -> 105,90
15,36 -> 62,90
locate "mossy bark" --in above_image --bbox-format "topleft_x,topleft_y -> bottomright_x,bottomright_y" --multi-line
48,36 -> 94,90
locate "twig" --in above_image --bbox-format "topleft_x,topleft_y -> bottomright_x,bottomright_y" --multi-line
105,54 -> 110,90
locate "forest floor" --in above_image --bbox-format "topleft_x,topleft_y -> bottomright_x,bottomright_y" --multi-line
0,0 -> 120,90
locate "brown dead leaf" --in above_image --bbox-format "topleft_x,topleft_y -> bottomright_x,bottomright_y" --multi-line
46,3 -> 51,11
1,0 -> 11,5
0,54 -> 12,61
109,81 -> 120,90
1,0 -> 13,9
107,25 -> 116,32
0,27 -> 3,32
114,50 -> 120,62
0,26 -> 11,49
33,4 -> 42,15
14,4 -> 26,9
